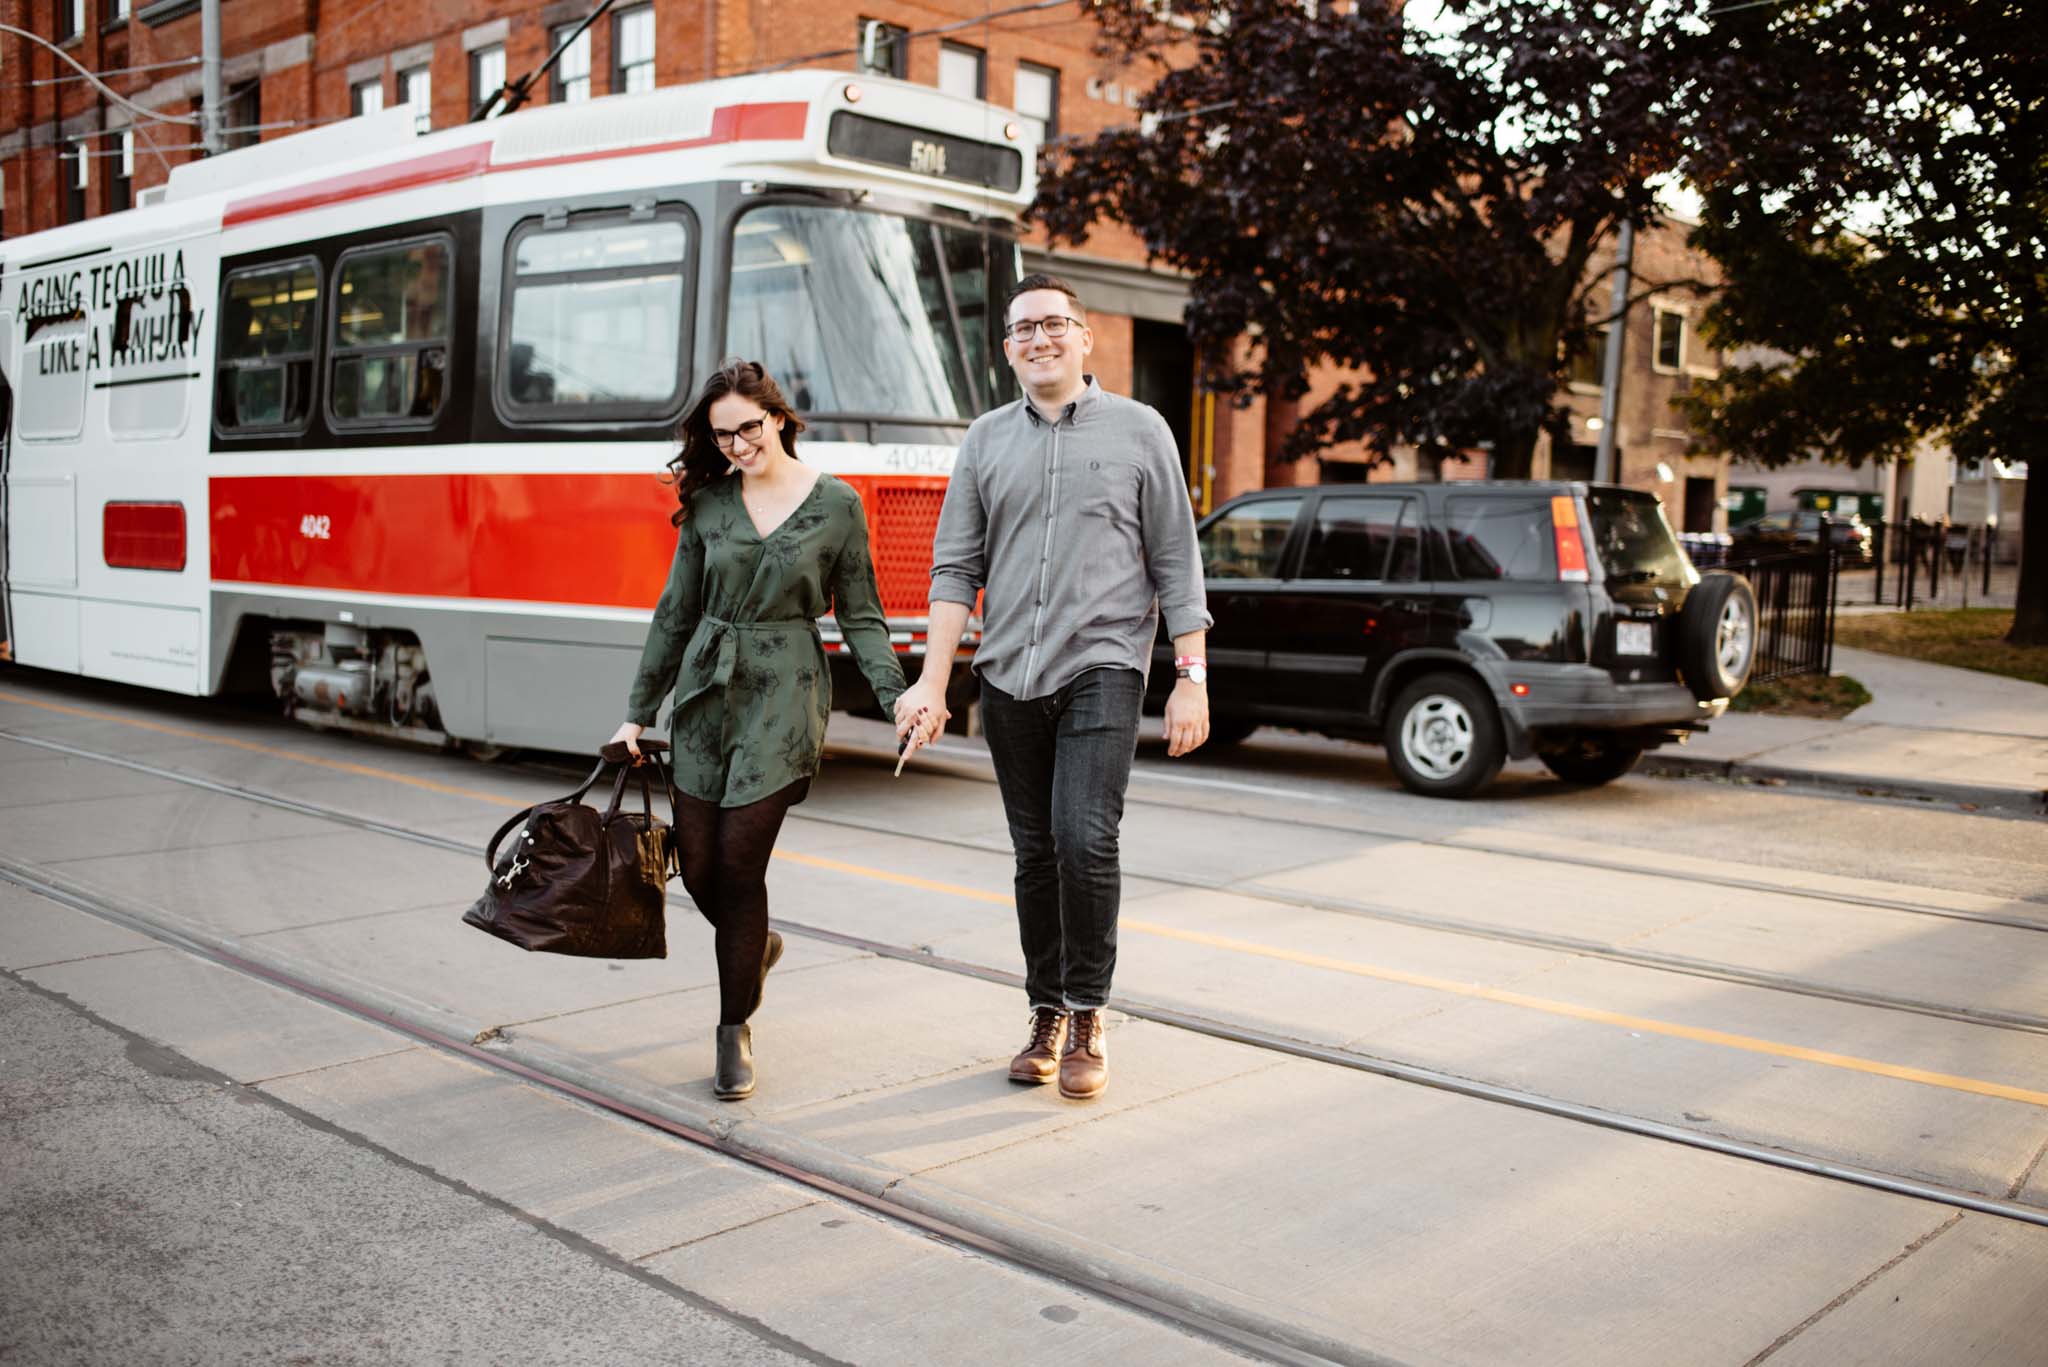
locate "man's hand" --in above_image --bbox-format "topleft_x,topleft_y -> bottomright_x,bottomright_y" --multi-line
1163,679 -> 1209,757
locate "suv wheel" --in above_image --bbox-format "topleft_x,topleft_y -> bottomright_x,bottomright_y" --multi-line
1385,672 -> 1506,799
1676,572 -> 1758,701
1537,734 -> 1644,786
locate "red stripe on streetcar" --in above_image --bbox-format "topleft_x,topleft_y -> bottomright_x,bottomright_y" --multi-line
223,143 -> 494,228
483,101 -> 810,174
208,469 -> 941,615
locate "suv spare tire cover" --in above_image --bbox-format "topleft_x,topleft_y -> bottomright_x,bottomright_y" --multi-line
1676,572 -> 1758,700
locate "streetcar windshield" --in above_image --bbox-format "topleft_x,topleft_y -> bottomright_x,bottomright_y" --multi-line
726,204 -> 1019,423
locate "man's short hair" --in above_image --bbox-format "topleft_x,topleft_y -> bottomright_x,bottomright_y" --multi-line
1005,273 -> 1085,322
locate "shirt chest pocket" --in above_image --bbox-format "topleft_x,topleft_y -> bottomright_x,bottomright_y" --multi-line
1071,458 -> 1141,523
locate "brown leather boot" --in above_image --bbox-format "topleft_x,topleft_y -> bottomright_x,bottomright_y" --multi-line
1007,1007 -> 1068,1085
1059,1009 -> 1108,1100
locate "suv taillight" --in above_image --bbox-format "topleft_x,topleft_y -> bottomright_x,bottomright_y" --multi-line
1551,496 -> 1589,582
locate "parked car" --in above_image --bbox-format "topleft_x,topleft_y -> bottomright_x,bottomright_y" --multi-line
1148,482 -> 1757,798
1727,510 -> 1873,565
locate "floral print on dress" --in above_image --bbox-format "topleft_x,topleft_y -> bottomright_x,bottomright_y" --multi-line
625,474 -> 907,808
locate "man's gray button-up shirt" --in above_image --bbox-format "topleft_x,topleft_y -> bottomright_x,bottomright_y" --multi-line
928,376 -> 1213,701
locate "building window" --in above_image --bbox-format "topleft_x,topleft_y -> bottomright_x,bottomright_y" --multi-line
1653,307 -> 1685,372
108,129 -> 134,212
470,44 -> 506,118
939,42 -> 985,100
614,4 -> 655,94
856,20 -> 908,79
1014,62 -> 1057,142
1569,330 -> 1607,388
400,65 -> 431,134
330,237 -> 453,428
105,0 -> 129,26
223,80 -> 260,150
351,78 -> 384,117
550,23 -> 591,103
64,141 -> 89,223
58,0 -> 83,42
216,260 -> 322,433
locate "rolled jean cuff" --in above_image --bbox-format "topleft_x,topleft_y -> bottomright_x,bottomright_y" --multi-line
1030,1000 -> 1067,1015
1062,996 -> 1108,1012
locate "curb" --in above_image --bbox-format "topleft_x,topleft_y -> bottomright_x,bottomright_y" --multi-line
1641,751 -> 2047,817
0,853 -> 1404,1367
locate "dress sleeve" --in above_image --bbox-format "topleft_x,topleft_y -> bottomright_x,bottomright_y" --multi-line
828,488 -> 908,716
625,518 -> 705,726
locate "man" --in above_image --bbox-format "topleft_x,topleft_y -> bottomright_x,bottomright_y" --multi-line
894,274 -> 1211,1101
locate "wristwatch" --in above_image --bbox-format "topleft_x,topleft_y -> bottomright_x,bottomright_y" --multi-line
1174,655 -> 1208,685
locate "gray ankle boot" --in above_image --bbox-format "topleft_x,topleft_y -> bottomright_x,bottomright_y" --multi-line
714,1023 -> 754,1100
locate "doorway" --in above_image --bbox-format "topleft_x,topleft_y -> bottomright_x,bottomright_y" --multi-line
1131,318 -> 1194,471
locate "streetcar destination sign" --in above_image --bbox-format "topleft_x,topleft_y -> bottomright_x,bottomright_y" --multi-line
827,113 -> 1025,193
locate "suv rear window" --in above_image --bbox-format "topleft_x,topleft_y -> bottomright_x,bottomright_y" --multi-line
1585,489 -> 1690,583
1445,497 -> 1556,581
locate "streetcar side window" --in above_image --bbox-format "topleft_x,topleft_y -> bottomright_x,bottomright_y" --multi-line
216,260 -> 320,434
17,310 -> 89,442
498,212 -> 690,421
329,237 -> 453,428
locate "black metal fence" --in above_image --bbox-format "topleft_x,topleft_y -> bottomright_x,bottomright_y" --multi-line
1864,519 -> 2016,611
1683,537 -> 1838,683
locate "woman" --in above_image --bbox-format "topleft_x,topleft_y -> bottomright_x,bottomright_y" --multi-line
610,360 -> 935,1100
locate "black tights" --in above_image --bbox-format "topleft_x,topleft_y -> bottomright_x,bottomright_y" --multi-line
673,777 -> 807,1025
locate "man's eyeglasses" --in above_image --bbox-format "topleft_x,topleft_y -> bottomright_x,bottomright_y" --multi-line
1005,315 -> 1085,343
710,418 -> 767,449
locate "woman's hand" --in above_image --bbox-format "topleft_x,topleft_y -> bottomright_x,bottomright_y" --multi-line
608,721 -> 645,763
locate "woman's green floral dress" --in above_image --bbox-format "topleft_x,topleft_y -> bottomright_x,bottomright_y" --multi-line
626,473 -> 907,807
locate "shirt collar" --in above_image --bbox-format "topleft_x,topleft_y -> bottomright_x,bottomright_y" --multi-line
1023,375 -> 1102,428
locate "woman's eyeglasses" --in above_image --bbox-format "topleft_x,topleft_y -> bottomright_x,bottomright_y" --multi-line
710,418 -> 767,449
1005,315 -> 1084,343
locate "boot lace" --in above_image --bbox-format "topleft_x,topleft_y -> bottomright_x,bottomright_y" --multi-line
1069,1010 -> 1099,1055
1029,1008 -> 1066,1051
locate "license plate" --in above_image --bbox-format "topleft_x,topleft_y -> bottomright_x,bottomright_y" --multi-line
1615,621 -> 1655,656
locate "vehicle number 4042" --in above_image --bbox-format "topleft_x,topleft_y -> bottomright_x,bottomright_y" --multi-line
299,514 -> 332,540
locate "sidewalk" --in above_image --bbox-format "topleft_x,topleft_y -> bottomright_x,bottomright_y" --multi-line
1643,647 -> 2048,816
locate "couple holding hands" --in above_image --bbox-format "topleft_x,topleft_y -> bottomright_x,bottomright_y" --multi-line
609,275 -> 1213,1102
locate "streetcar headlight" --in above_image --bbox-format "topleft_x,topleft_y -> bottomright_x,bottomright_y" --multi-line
843,82 -> 864,104
1003,120 -> 1021,142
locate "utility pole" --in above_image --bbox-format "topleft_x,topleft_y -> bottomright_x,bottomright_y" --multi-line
200,0 -> 223,154
1593,218 -> 1633,485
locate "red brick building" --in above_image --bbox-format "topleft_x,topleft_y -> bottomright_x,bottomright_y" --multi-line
0,0 -> 1727,514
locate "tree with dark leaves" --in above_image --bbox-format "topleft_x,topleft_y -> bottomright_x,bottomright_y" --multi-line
1684,0 -> 2045,646
1034,0 -> 1728,479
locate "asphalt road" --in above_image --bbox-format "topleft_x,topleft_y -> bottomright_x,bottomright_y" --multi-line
2,669 -> 2044,1366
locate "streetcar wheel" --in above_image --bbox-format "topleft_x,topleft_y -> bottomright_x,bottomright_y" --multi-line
1384,672 -> 1505,799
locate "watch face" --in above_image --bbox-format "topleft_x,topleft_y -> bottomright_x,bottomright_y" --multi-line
1181,665 -> 1208,684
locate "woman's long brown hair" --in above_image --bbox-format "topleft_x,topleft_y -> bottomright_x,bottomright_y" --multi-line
664,359 -> 807,526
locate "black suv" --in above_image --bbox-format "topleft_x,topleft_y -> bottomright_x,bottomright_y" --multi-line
1149,482 -> 1757,798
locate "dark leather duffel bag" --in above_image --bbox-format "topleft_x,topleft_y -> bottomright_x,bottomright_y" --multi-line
463,741 -> 676,959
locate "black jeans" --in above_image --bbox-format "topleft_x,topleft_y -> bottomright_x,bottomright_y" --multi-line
978,667 -> 1144,1011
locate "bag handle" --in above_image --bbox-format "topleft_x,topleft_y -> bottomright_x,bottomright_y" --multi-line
480,739 -> 673,872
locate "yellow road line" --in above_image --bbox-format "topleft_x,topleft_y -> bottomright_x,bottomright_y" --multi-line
6,683 -> 2044,1108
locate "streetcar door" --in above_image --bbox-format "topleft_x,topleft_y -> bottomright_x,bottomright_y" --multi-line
0,315 -> 11,663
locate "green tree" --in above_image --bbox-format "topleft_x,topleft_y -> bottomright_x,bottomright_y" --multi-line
1034,0 -> 1726,478
1685,0 -> 2045,644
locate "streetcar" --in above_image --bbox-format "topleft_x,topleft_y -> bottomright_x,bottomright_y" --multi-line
0,70 -> 1030,753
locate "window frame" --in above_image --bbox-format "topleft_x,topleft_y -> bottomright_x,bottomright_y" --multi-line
1652,305 -> 1686,374
1298,493 -> 1421,583
939,41 -> 986,100
494,205 -> 697,427
350,77 -> 385,118
212,255 -> 325,440
469,43 -> 506,119
550,23 -> 593,104
1197,494 -> 1308,581
398,64 -> 432,135
108,128 -> 134,213
611,3 -> 655,95
104,0 -> 129,28
325,232 -> 457,434
58,0 -> 84,42
62,141 -> 89,223
1014,61 -> 1059,141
